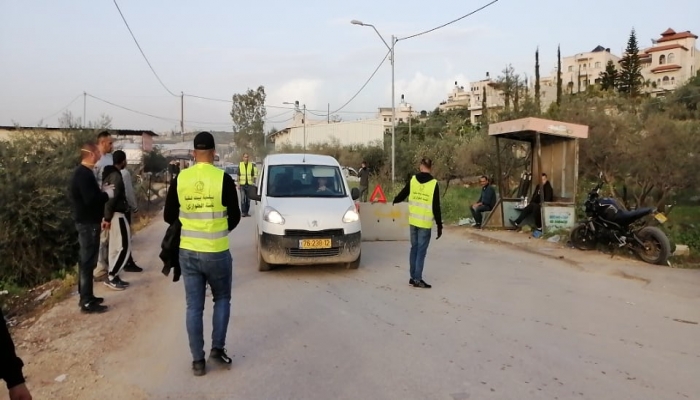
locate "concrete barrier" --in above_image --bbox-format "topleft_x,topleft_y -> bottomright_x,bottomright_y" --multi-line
359,202 -> 409,241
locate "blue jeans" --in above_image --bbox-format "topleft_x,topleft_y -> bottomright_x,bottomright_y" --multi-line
240,185 -> 251,215
409,225 -> 432,281
179,249 -> 233,362
76,223 -> 100,305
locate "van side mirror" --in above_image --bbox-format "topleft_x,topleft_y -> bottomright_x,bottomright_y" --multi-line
351,187 -> 360,200
246,185 -> 261,201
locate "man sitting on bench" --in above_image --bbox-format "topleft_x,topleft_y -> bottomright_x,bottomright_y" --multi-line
470,176 -> 497,228
510,173 -> 553,231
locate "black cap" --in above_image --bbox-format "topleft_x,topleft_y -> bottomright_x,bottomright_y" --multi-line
193,131 -> 215,150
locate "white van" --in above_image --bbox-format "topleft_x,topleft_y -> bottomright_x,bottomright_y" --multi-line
246,153 -> 362,271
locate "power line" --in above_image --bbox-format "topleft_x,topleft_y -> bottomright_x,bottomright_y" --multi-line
38,94 -> 82,122
87,93 -> 179,122
112,0 -> 178,97
330,49 -> 391,114
183,93 -> 379,114
397,0 -> 500,41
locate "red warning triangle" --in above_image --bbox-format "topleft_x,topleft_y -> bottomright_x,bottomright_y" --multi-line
369,184 -> 387,203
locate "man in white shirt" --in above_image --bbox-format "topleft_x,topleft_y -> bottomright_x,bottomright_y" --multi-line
93,131 -> 113,281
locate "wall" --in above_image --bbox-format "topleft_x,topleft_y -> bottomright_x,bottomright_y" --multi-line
275,119 -> 384,149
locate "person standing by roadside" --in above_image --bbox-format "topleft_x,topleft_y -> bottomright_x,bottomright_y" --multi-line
392,158 -> 443,289
93,131 -> 113,281
101,150 -> 132,291
70,143 -> 112,313
358,161 -> 370,202
237,153 -> 256,217
119,151 -> 143,273
164,132 -> 241,376
1,307 -> 32,400
470,175 -> 497,228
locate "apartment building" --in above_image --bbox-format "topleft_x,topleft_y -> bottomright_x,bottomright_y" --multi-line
378,97 -> 414,133
639,28 -> 700,95
438,81 -> 471,111
560,45 -> 621,93
466,75 -> 505,125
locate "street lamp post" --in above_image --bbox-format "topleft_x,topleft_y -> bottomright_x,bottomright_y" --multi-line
351,19 -> 397,183
284,101 -> 307,152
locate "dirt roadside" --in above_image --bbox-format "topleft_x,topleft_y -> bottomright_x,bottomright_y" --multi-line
1,217 -> 168,400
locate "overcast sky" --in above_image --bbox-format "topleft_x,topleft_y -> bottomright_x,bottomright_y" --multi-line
1,0 -> 699,133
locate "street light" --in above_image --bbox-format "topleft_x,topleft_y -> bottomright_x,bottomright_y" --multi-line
284,101 -> 307,152
351,19 -> 397,183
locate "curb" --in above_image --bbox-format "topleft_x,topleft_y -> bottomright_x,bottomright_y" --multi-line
458,228 -> 583,268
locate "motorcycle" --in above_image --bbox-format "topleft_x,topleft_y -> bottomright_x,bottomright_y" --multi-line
570,174 -> 672,265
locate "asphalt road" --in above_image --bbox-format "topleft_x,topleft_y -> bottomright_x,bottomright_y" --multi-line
96,216 -> 700,400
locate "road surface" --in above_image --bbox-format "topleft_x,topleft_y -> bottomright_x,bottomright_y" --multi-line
7,216 -> 700,400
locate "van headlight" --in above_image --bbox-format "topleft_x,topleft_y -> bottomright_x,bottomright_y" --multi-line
263,207 -> 285,225
342,206 -> 360,223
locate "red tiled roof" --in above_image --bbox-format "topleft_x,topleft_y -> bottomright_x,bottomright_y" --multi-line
650,64 -> 682,73
656,29 -> 698,43
645,44 -> 688,53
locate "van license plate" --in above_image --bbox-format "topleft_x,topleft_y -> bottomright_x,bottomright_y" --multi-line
654,213 -> 668,224
299,239 -> 332,249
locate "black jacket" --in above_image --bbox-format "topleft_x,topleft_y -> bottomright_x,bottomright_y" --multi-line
532,181 -> 554,204
392,172 -> 443,229
160,220 -> 182,282
478,184 -> 497,209
102,165 -> 129,221
0,308 -> 25,390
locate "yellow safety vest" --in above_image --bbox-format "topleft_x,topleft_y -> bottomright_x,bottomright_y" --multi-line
408,176 -> 437,229
239,161 -> 255,185
177,163 -> 229,252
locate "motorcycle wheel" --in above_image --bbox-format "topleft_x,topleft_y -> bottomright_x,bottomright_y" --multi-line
570,224 -> 597,250
635,226 -> 671,265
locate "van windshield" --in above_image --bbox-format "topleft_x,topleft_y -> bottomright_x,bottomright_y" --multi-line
267,164 -> 347,198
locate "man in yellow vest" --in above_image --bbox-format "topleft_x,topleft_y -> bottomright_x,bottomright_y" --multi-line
237,153 -> 256,217
163,131 -> 241,376
392,158 -> 443,289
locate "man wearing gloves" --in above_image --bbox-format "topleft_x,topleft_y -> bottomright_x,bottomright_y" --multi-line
391,158 -> 443,289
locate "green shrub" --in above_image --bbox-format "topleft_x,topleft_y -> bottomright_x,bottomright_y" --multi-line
0,129 -> 93,286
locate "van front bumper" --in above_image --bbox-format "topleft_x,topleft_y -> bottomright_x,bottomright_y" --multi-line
259,229 -> 361,265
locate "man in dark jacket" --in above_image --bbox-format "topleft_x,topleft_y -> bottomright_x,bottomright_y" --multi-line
510,173 -> 554,230
70,143 -> 112,314
102,150 -> 131,291
1,308 -> 32,400
392,158 -> 443,289
358,161 -> 370,202
470,175 -> 497,228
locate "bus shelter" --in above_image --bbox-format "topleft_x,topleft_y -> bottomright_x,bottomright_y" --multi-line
482,117 -> 589,233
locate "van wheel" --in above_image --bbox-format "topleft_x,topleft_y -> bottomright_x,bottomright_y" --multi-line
258,246 -> 271,271
346,253 -> 361,269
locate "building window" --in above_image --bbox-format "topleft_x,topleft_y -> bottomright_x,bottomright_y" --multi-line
662,76 -> 670,85
583,64 -> 587,70
568,66 -> 573,72
383,118 -> 387,121
595,62 -> 601,68
659,54 -> 666,65
668,53 -> 675,63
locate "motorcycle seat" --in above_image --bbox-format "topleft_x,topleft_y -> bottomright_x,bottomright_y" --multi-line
613,207 -> 653,225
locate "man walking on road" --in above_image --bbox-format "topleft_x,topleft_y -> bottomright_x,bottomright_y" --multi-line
164,131 -> 241,376
237,153 -> 256,217
101,150 -> 132,291
392,158 -> 443,289
70,143 -> 112,313
94,131 -> 113,281
1,307 -> 33,400
358,161 -> 370,202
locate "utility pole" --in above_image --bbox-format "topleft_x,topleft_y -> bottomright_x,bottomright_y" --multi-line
83,91 -> 86,128
327,103 -> 330,124
180,91 -> 184,142
303,103 -> 307,152
408,103 -> 412,144
390,34 -> 396,183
